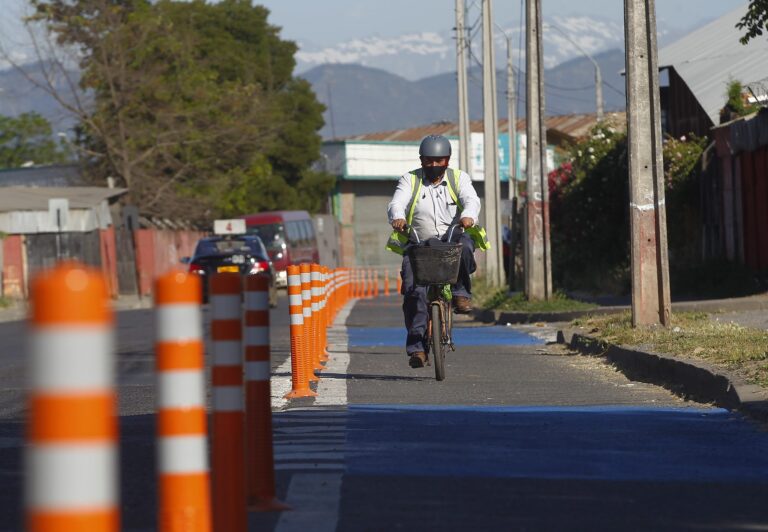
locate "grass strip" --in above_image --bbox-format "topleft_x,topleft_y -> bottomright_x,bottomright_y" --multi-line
573,312 -> 768,387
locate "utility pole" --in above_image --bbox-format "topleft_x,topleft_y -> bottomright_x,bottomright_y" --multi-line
624,0 -> 671,326
505,35 -> 517,201
326,83 -> 337,139
481,0 -> 504,287
524,0 -> 551,300
545,23 -> 604,121
456,0 -> 471,172
505,33 -> 518,290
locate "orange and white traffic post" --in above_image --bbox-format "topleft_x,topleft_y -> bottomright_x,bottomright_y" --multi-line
285,266 -> 316,398
210,273 -> 246,532
396,272 -> 402,295
244,275 -> 288,511
310,264 -> 326,367
301,264 -> 320,380
155,270 -> 211,532
384,270 -> 390,296
320,267 -> 330,358
27,261 -> 119,532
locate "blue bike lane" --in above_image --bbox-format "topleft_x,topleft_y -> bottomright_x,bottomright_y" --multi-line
260,296 -> 768,531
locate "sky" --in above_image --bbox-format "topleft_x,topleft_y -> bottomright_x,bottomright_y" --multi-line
256,0 -> 749,47
0,0 -> 750,64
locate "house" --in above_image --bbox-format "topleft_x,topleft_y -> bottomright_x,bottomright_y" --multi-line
0,186 -> 127,298
321,112 -> 624,269
657,3 -> 768,139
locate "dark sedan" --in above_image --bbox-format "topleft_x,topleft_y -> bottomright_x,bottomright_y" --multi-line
186,235 -> 278,306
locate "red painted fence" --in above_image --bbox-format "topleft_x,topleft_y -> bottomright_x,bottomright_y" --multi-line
2,228 -> 205,299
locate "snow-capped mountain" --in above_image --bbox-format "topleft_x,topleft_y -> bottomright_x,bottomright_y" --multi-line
295,15 -> 679,81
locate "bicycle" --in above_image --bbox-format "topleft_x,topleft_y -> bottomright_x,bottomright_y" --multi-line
402,224 -> 463,381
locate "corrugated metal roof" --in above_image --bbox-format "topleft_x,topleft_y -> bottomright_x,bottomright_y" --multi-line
343,112 -> 626,143
658,2 -> 768,125
0,186 -> 127,212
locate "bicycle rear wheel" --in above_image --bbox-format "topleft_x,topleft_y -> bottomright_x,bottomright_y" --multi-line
431,303 -> 445,381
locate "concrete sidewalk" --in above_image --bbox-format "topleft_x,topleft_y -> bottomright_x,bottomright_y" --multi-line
251,295 -> 768,531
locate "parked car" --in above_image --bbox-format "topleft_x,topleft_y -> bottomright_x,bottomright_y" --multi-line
186,234 -> 278,306
241,210 -> 319,287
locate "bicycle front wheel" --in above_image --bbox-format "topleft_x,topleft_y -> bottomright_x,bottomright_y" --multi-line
431,303 -> 445,381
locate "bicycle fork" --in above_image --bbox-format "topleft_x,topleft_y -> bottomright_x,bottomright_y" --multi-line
427,301 -> 455,352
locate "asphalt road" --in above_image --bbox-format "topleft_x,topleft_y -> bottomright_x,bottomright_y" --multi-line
1,294 -> 768,530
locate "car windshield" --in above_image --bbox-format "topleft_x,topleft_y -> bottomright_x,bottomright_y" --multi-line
194,238 -> 254,257
247,223 -> 284,252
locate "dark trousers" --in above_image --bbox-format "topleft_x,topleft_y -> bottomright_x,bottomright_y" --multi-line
400,232 -> 476,354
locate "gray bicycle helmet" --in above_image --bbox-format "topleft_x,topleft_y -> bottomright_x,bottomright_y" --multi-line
419,135 -> 452,157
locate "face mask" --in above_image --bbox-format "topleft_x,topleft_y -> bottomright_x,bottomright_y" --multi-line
423,165 -> 447,181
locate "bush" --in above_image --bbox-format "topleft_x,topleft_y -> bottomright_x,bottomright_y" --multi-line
550,125 -> 713,296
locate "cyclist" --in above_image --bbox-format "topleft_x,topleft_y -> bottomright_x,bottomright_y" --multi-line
386,134 -> 482,369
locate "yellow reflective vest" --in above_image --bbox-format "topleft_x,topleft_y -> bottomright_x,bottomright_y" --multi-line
385,168 -> 491,255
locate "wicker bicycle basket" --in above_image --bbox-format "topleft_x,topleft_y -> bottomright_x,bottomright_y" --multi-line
408,243 -> 462,286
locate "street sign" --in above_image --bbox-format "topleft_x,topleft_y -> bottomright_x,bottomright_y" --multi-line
213,219 -> 246,235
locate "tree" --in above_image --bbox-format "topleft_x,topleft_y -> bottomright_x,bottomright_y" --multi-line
737,0 -> 768,44
0,112 -> 69,168
16,0 -> 332,222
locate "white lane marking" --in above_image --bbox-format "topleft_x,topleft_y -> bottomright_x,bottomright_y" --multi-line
275,452 -> 345,461
314,347 -> 349,406
272,410 -> 348,529
271,356 -> 293,410
274,475 -> 343,530
274,465 -> 344,472
313,300 -> 353,406
272,299 -> 355,410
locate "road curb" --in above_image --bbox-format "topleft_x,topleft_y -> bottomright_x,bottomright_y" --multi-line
473,306 -> 621,324
475,293 -> 768,325
557,328 -> 768,424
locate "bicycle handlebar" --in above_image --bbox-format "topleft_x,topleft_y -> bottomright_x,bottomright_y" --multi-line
398,223 -> 461,245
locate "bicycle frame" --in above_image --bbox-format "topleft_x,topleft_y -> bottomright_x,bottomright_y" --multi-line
426,285 -> 455,353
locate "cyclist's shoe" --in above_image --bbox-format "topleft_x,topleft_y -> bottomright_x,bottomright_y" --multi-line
452,296 -> 473,314
409,351 -> 428,368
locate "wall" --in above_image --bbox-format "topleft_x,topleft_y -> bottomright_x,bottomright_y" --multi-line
713,110 -> 768,272
134,229 -> 206,297
99,227 -> 118,298
740,146 -> 768,271
2,236 -> 25,298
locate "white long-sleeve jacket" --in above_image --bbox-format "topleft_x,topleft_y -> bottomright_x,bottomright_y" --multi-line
387,168 -> 481,241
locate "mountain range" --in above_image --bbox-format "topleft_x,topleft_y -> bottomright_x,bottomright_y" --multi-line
294,14 -> 685,81
0,12 -> 713,142
301,48 -> 626,139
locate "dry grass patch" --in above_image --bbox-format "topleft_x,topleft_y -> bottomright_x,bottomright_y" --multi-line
573,312 -> 768,387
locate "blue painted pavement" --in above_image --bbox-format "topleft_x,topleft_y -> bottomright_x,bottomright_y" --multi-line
347,326 -> 543,347
344,405 -> 768,482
